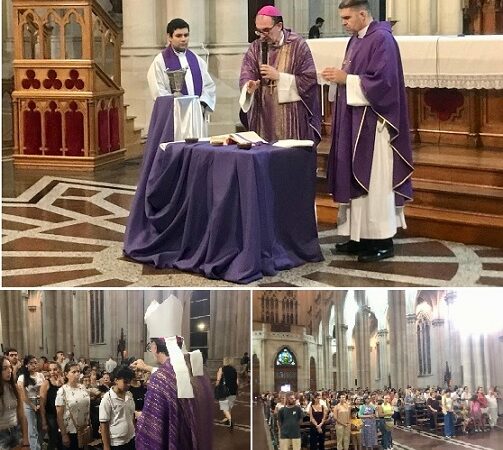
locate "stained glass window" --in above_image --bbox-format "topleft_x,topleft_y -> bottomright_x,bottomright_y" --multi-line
276,348 -> 296,366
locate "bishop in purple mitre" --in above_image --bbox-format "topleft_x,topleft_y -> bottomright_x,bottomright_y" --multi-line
239,6 -> 321,144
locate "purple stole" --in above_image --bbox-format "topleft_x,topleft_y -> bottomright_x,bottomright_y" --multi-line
162,45 -> 203,96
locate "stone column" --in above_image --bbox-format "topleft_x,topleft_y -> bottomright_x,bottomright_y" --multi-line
438,0 -> 463,34
209,290 -> 250,361
473,334 -> 486,390
205,0 -> 249,134
339,324 -> 349,388
73,291 -> 89,359
1,292 -> 28,354
126,291 -> 146,360
460,333 -> 473,389
324,0 -> 344,37
377,329 -> 390,386
325,335 -> 333,389
389,290 -> 408,389
121,0 -> 166,133
417,0 -> 434,34
431,318 -> 445,385
406,313 -> 418,386
347,345 -> 355,389
388,0 -> 411,35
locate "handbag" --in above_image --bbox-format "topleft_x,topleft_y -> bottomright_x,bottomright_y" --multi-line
385,419 -> 394,431
76,426 -> 93,448
214,378 -> 230,400
63,386 -> 92,448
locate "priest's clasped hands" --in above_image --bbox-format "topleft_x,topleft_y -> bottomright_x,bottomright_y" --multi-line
246,64 -> 280,94
321,67 -> 348,84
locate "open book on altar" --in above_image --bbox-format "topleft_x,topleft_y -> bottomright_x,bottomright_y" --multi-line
209,131 -> 267,146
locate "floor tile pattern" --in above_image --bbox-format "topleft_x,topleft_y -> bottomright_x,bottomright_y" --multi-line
3,177 -> 503,287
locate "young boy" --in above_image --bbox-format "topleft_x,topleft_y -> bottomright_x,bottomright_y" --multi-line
350,407 -> 363,450
99,366 -> 136,450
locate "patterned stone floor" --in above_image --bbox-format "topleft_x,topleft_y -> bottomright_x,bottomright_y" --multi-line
3,176 -> 503,287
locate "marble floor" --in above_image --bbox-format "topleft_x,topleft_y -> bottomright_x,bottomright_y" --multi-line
2,166 -> 502,287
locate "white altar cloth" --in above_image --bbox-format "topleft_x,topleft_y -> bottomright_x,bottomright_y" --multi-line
173,95 -> 206,140
307,34 -> 503,90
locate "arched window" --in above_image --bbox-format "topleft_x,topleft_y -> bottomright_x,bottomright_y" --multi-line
417,315 -> 431,376
275,347 -> 296,366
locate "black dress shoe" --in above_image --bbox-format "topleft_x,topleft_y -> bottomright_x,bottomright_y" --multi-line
358,246 -> 394,262
334,240 -> 361,254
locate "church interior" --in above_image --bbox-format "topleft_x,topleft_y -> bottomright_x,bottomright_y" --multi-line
0,289 -> 251,449
252,288 -> 503,449
2,0 -> 503,287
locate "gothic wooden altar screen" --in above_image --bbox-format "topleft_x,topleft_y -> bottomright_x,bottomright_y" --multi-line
12,0 -> 125,170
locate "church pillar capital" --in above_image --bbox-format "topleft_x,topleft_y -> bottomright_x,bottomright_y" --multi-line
377,329 -> 389,337
432,318 -> 445,327
406,313 -> 417,324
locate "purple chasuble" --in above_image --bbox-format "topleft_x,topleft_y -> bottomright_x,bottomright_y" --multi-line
135,358 -> 213,450
162,45 -> 203,96
239,29 -> 321,144
327,21 -> 413,207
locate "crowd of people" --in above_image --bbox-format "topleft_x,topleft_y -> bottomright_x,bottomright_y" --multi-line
0,348 -> 148,449
0,346 -> 245,449
260,384 -> 502,450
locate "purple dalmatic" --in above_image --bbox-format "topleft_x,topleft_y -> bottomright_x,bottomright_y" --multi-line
135,358 -> 213,450
327,21 -> 413,207
162,45 -> 203,96
239,29 -> 321,144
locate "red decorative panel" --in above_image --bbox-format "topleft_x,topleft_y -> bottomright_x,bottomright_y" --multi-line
65,101 -> 84,156
23,101 -> 42,154
43,69 -> 62,90
65,69 -> 85,90
424,88 -> 465,121
109,100 -> 120,151
22,69 -> 41,89
98,101 -> 110,154
44,101 -> 62,155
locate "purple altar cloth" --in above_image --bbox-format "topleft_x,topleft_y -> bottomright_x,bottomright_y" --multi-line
124,99 -> 322,283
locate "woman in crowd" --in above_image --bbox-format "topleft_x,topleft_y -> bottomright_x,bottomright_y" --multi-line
358,396 -> 377,450
470,388 -> 486,432
215,357 -> 238,428
308,392 -> 328,450
17,355 -> 45,450
40,361 -> 64,450
442,390 -> 455,439
426,391 -> 441,431
0,356 -> 29,449
55,363 -> 91,449
333,394 -> 351,450
486,388 -> 498,428
391,392 -> 403,425
378,394 -> 394,450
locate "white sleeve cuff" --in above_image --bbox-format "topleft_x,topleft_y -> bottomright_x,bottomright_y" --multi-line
346,74 -> 370,106
239,84 -> 254,113
277,73 -> 302,104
